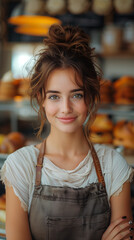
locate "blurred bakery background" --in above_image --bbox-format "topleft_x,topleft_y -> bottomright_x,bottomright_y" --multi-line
0,0 -> 134,238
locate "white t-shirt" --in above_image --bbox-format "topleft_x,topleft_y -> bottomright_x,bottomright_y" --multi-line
0,144 -> 133,212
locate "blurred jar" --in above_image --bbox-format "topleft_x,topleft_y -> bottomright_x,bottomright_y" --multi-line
123,22 -> 134,52
101,24 -> 123,53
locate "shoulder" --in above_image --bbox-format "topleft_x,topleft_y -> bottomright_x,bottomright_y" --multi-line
7,145 -> 38,163
0,145 -> 40,211
94,143 -> 129,172
94,144 -> 133,198
94,143 -> 117,157
2,145 -> 39,178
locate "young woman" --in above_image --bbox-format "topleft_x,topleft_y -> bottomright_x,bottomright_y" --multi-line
1,24 -> 134,240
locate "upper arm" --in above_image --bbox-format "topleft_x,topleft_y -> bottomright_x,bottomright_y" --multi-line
6,186 -> 32,240
110,181 -> 133,222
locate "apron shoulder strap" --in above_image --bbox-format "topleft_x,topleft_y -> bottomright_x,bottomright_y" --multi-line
91,144 -> 105,188
35,140 -> 105,187
35,140 -> 46,186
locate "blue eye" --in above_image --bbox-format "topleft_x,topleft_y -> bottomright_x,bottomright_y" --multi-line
48,95 -> 59,100
73,93 -> 83,99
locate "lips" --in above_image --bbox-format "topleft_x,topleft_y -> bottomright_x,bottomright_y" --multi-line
57,117 -> 77,123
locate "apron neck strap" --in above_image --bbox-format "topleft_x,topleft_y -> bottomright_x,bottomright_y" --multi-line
35,140 -> 105,188
91,144 -> 105,188
35,140 -> 46,186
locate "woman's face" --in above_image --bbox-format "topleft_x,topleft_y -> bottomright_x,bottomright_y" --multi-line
43,68 -> 88,134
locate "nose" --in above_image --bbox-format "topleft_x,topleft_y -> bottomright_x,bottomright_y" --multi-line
61,97 -> 72,114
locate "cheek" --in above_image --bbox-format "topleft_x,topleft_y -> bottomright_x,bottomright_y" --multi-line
44,102 -> 58,117
76,101 -> 88,115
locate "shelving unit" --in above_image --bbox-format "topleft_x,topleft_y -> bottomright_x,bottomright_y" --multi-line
0,99 -> 134,132
0,99 -> 133,169
98,51 -> 134,58
98,103 -> 134,117
0,99 -> 37,131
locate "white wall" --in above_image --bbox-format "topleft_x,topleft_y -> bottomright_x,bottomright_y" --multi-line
103,58 -> 134,79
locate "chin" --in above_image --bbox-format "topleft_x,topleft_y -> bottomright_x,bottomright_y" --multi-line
57,125 -> 83,134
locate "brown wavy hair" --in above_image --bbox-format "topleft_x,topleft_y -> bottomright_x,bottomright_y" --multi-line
29,24 -> 102,138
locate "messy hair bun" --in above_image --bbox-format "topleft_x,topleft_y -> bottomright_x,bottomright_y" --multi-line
30,24 -> 102,138
44,24 -> 91,56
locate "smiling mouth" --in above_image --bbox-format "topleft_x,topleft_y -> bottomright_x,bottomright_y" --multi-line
57,117 -> 77,123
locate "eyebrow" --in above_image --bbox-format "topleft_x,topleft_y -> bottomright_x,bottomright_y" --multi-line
46,88 -> 84,94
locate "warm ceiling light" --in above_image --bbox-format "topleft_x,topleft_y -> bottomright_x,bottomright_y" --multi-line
15,25 -> 49,36
8,15 -> 61,27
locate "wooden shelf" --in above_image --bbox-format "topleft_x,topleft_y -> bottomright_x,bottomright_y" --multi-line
97,51 -> 134,58
98,103 -> 134,117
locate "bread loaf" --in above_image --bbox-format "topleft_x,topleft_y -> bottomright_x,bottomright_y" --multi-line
0,194 -> 6,223
0,132 -> 26,154
45,0 -> 66,15
90,114 -> 113,144
92,0 -> 113,15
68,0 -> 91,14
114,0 -> 133,14
90,114 -> 113,132
113,120 -> 134,149
113,76 -> 134,104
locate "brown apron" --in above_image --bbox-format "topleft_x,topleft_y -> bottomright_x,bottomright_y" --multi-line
29,141 -> 111,240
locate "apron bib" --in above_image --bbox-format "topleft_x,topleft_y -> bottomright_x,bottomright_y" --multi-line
29,141 -> 111,240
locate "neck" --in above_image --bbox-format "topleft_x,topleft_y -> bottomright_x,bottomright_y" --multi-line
45,127 -> 90,156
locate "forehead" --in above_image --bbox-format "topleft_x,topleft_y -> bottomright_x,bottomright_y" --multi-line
45,68 -> 83,90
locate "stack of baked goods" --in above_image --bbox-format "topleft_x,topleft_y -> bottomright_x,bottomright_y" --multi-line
0,194 -> 6,224
17,78 -> 30,99
100,79 -> 113,104
113,120 -> 134,153
90,114 -> 114,144
0,71 -> 30,101
0,71 -> 17,101
0,194 -> 6,238
113,76 -> 134,104
0,132 -> 26,154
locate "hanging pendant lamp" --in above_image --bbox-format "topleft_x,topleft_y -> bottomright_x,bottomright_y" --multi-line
15,25 -> 49,36
8,15 -> 61,36
8,0 -> 62,36
8,15 -> 61,27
